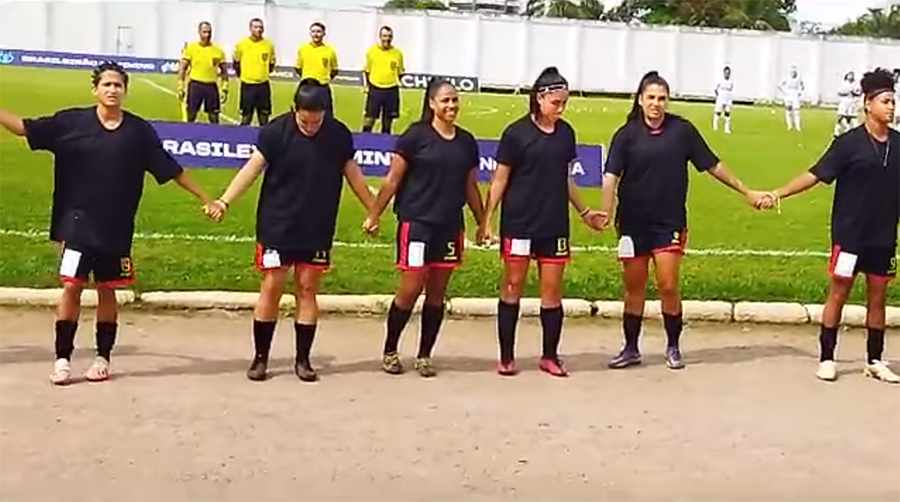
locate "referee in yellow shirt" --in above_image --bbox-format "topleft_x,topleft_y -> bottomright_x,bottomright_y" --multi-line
295,22 -> 338,116
233,18 -> 276,125
177,22 -> 228,124
363,26 -> 405,134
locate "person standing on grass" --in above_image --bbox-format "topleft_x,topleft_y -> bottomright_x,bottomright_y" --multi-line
233,18 -> 276,126
712,65 -> 734,134
295,22 -> 338,117
758,68 -> 898,384
835,71 -> 861,138
362,79 -> 487,378
205,79 -> 375,383
481,67 -> 604,378
779,66 -> 805,131
362,26 -> 405,135
0,62 -> 214,385
598,71 -> 768,371
177,21 -> 229,124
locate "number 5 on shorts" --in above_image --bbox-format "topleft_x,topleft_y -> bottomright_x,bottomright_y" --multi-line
445,241 -> 457,261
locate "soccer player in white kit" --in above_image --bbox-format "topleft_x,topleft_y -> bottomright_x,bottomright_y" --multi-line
713,66 -> 734,134
835,71 -> 861,137
779,66 -> 805,131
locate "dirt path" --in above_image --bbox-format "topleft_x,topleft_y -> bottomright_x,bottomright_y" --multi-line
1,307 -> 898,502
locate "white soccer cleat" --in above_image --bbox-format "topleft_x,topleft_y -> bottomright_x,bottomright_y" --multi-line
816,360 -> 837,381
864,361 -> 899,384
49,358 -> 72,386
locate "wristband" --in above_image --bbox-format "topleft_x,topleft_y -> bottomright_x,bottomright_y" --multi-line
215,199 -> 229,209
579,207 -> 591,217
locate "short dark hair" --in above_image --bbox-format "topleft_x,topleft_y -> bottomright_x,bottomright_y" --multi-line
380,25 -> 393,33
626,71 -> 669,124
198,21 -> 211,30
92,61 -> 128,88
860,68 -> 895,100
249,18 -> 264,26
529,67 -> 568,116
724,65 -> 731,72
293,78 -> 327,112
311,22 -> 326,31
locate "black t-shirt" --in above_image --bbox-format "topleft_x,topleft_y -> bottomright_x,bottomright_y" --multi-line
496,115 -> 577,238
255,113 -> 355,250
605,114 -> 719,233
809,126 -> 900,250
24,107 -> 184,254
393,122 -> 479,228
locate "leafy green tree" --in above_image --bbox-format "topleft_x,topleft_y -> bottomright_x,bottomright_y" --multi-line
832,5 -> 900,40
383,0 -> 448,10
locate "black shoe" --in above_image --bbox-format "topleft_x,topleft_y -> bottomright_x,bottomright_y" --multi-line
294,358 -> 319,382
665,346 -> 685,370
247,356 -> 268,381
608,347 -> 642,369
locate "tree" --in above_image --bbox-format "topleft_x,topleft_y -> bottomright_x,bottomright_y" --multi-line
383,0 -> 448,10
596,0 -> 795,31
523,0 -> 546,17
832,5 -> 900,40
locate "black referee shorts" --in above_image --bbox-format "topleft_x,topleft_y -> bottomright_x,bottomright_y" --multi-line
240,82 -> 272,116
187,81 -> 220,114
365,85 -> 400,120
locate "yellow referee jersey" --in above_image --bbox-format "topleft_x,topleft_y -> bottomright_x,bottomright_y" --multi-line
365,45 -> 404,88
182,42 -> 226,83
296,42 -> 338,85
233,37 -> 276,84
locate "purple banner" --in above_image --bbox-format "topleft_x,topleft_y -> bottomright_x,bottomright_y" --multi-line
151,120 -> 605,187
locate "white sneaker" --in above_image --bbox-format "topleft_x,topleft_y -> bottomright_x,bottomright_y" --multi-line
816,360 -> 837,381
49,358 -> 72,385
864,361 -> 900,384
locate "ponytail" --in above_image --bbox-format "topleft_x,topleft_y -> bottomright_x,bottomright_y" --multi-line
529,66 -> 568,117
626,70 -> 670,124
420,77 -> 454,123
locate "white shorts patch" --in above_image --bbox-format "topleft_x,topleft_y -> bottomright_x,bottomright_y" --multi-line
407,241 -> 426,268
59,248 -> 82,278
617,236 -> 636,259
261,249 -> 281,269
832,251 -> 858,279
508,238 -> 532,257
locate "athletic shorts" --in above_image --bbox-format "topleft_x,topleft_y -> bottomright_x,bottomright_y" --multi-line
58,244 -> 135,287
837,101 -> 858,118
365,85 -> 400,120
500,235 -> 571,264
255,244 -> 331,272
240,82 -> 272,115
829,244 -> 896,280
714,99 -> 732,113
616,228 -> 687,261
784,98 -> 801,111
187,80 -> 220,114
396,220 -> 464,271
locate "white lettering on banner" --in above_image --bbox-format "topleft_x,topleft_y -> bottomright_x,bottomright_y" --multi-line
354,150 -> 392,166
161,139 -> 254,159
570,161 -> 585,176
479,157 -> 496,172
19,54 -> 156,71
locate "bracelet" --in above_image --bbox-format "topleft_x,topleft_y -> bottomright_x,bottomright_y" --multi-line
579,207 -> 591,217
215,199 -> 229,209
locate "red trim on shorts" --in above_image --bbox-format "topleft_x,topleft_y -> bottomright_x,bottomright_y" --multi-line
97,278 -> 136,289
430,262 -> 458,269
827,245 -> 848,279
59,276 -> 85,285
395,222 -> 427,271
255,243 -> 285,271
652,229 -> 688,256
298,263 -> 330,271
537,257 -> 570,265
866,273 -> 895,282
500,238 -> 529,263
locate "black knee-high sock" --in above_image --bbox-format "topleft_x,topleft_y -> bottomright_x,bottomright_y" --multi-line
867,327 -> 885,364
95,322 -> 117,361
623,313 -> 642,351
663,312 -> 683,349
819,325 -> 838,362
540,306 -> 563,359
257,112 -> 270,126
295,323 -> 316,363
55,320 -> 77,360
418,304 -> 444,358
253,319 -> 277,360
384,301 -> 412,354
381,118 -> 394,135
497,300 -> 519,363
240,113 -> 253,126
362,123 -> 374,133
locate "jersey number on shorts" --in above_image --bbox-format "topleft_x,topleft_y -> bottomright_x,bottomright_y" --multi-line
445,241 -> 458,261
556,238 -> 568,256
120,257 -> 133,275
313,251 -> 328,263
889,256 -> 897,276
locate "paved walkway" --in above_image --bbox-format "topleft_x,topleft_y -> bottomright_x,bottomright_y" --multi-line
1,307 -> 898,501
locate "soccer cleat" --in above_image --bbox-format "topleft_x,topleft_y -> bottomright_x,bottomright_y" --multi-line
382,352 -> 404,375
864,361 -> 900,384
608,348 -> 642,369
49,358 -> 72,386
665,347 -> 685,370
539,357 -> 569,377
294,358 -> 319,383
816,360 -> 837,382
414,357 -> 437,378
246,356 -> 268,381
497,360 -> 518,376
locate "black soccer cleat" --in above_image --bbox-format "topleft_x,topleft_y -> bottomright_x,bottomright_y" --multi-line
247,356 -> 268,381
294,358 -> 319,383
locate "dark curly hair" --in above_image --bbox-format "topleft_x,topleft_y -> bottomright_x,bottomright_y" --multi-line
91,61 -> 129,88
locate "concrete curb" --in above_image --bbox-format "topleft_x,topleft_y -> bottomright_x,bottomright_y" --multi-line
0,288 -> 897,327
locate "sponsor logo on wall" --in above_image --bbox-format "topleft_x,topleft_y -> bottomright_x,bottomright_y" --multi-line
399,73 -> 479,92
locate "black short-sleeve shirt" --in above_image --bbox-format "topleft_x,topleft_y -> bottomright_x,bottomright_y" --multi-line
605,114 -> 719,234
23,107 -> 183,254
496,115 -> 577,238
393,122 -> 479,228
255,113 -> 355,250
809,127 -> 900,250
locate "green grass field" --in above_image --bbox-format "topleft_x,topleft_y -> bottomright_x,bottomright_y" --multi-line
0,66 -> 896,304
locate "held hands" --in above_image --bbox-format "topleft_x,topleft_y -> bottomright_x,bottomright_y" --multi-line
580,208 -> 610,231
362,214 -> 380,235
476,222 -> 496,247
204,199 -> 228,222
745,190 -> 780,212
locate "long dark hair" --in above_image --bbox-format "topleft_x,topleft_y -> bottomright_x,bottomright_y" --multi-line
626,71 -> 670,124
529,66 -> 568,117
420,77 -> 455,123
293,78 -> 326,112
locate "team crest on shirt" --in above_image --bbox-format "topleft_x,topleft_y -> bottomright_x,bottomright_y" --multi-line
212,58 -> 221,65
261,53 -> 269,62
390,61 -> 398,70
322,57 -> 330,68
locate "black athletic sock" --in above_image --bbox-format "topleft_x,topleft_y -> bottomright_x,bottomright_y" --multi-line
295,322 -> 317,364
819,325 -> 839,362
362,124 -> 373,133
866,327 -> 885,364
253,319 -> 277,360
623,313 -> 642,352
497,300 -> 519,364
417,303 -> 444,358
240,113 -> 253,126
384,301 -> 412,354
540,306 -> 563,359
54,320 -> 78,361
381,118 -> 394,135
95,322 -> 117,361
257,112 -> 270,126
663,312 -> 683,349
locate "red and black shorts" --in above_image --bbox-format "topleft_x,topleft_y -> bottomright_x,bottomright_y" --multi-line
58,244 -> 135,288
255,244 -> 331,272
396,220 -> 464,271
500,235 -> 571,264
828,244 -> 896,280
615,228 -> 687,261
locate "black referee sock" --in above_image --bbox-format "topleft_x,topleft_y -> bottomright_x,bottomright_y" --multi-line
362,124 -> 374,133
240,114 -> 253,126
497,300 -> 520,364
540,306 -> 563,360
295,323 -> 317,364
418,303 -> 444,358
381,118 -> 394,135
253,319 -> 277,361
384,301 -> 412,354
95,322 -> 117,362
54,320 -> 78,361
623,313 -> 643,352
866,327 -> 885,364
819,325 -> 839,362
663,313 -> 683,350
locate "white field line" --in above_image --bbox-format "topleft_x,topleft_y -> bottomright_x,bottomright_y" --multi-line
0,228 -> 831,258
139,77 -> 240,125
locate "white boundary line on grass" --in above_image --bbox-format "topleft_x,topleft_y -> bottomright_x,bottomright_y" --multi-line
139,77 -> 240,125
0,228 -> 831,258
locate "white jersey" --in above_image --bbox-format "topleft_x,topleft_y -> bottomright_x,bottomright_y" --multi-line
715,78 -> 734,103
837,81 -> 860,117
780,76 -> 805,101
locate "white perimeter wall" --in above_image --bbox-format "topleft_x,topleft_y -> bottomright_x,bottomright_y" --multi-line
1,0 -> 898,104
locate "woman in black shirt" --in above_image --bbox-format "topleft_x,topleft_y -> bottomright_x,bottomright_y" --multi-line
600,71 -> 765,371
365,78 -> 487,378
